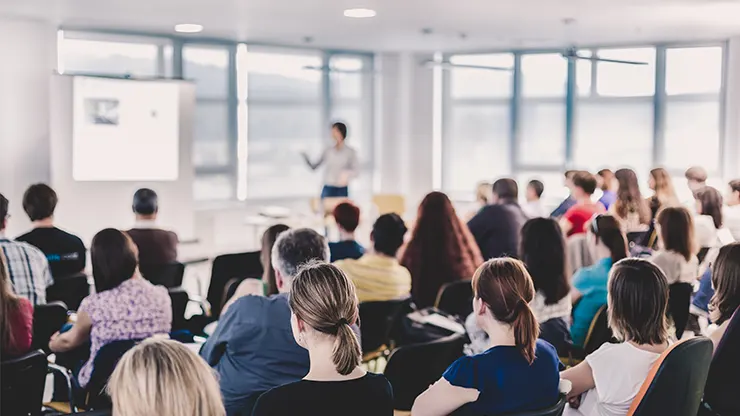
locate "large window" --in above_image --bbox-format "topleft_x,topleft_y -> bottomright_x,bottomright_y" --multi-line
59,32 -> 169,77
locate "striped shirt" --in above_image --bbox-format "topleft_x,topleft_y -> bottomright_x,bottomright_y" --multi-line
334,254 -> 411,303
0,237 -> 53,306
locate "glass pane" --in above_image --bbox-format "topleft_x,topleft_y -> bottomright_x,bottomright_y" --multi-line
331,56 -> 364,100
443,104 -> 510,192
246,50 -> 322,101
450,54 -> 514,99
666,47 -> 723,95
663,100 -> 720,171
521,54 -> 567,97
577,51 -> 593,97
596,48 -> 656,97
183,46 -> 229,99
193,102 -> 230,168
194,174 -> 233,201
518,103 -> 566,165
60,38 -> 158,77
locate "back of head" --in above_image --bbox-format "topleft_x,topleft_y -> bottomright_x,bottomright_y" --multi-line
108,338 -> 225,416
0,194 -> 8,231
657,207 -> 695,262
729,179 -> 740,195
22,184 -> 58,221
261,224 -> 290,296
572,171 -> 598,196
333,202 -> 361,233
597,169 -> 615,192
608,258 -> 669,345
589,214 -> 628,263
528,180 -> 544,199
685,166 -> 708,184
271,228 -> 329,283
289,262 -> 360,375
473,258 -> 539,363
133,188 -> 158,216
520,218 -> 569,305
492,178 -> 518,201
476,181 -> 493,204
650,168 -> 677,201
696,186 -> 724,229
710,243 -> 740,325
91,229 -> 139,292
372,213 -> 407,257
615,168 -> 650,224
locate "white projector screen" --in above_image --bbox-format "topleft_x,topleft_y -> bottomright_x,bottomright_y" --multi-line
72,77 -> 180,181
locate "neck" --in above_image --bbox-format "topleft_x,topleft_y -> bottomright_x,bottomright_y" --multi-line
32,218 -> 54,228
371,248 -> 394,259
595,244 -> 612,260
482,319 -> 516,349
335,141 -> 345,149
136,215 -> 156,222
305,338 -> 356,381
576,195 -> 592,204
338,230 -> 355,241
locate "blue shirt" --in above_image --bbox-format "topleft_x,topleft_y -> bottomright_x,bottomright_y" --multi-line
692,268 -> 714,314
550,196 -> 576,218
443,339 -> 561,415
329,240 -> 365,262
571,257 -> 613,347
598,190 -> 617,211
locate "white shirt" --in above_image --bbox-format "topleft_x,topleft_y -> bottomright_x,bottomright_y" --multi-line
649,251 -> 699,284
724,205 -> 740,242
565,342 -> 662,416
306,145 -> 359,187
694,215 -> 718,248
523,200 -> 549,218
530,291 -> 572,323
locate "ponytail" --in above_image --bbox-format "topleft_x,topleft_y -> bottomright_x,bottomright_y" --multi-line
512,302 -> 539,364
332,322 -> 362,375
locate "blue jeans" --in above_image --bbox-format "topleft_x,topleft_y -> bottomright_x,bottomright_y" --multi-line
321,185 -> 349,199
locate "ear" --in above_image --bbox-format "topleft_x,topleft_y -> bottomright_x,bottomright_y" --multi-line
370,231 -> 375,243
474,297 -> 487,316
276,270 -> 285,291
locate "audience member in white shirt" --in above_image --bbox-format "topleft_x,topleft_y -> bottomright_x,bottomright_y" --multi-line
723,180 -> 740,242
522,180 -> 548,219
650,207 -> 699,285
694,186 -> 724,249
561,259 -> 670,416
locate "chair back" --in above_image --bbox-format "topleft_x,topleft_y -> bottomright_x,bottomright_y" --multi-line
500,394 -> 567,416
168,287 -> 189,331
627,337 -> 713,416
85,339 -> 141,409
46,273 -> 90,311
139,262 -> 185,288
384,334 -> 465,411
435,280 -> 473,319
582,305 -> 613,356
1,349 -> 48,416
32,301 -> 69,352
372,194 -> 406,216
207,251 -> 263,318
359,298 -> 410,354
702,308 -> 740,415
668,283 -> 693,340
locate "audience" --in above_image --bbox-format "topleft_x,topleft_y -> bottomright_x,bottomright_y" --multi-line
560,171 -> 605,236
725,180 -> 740,241
329,202 -> 365,262
523,180 -> 548,218
694,186 -> 724,250
108,339 -> 225,416
596,169 -> 617,211
412,258 -> 560,416
570,215 -> 628,347
650,207 -> 699,285
335,214 -> 410,303
466,182 -> 493,221
201,228 -> 328,415
0,250 -> 33,358
253,262 -> 393,416
612,168 -> 651,233
0,193 -> 52,306
468,179 -> 528,260
402,192 -> 483,309
126,188 -> 179,266
16,184 -> 86,278
551,170 -> 578,218
647,168 -> 680,221
686,166 -> 708,197
708,243 -> 740,350
49,228 -> 172,388
562,259 -> 670,416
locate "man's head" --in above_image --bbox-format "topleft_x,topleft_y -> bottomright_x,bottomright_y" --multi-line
371,213 -> 407,257
132,188 -> 159,220
271,228 -> 330,293
597,169 -> 616,192
526,180 -> 544,203
23,184 -> 58,222
332,202 -> 361,234
0,194 -> 8,232
571,171 -> 598,199
492,178 -> 519,204
564,170 -> 578,192
728,180 -> 740,207
685,166 -> 708,194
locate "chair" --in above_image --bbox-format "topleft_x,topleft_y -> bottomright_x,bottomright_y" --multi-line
372,194 -> 406,216
139,262 -> 185,288
668,283 -> 692,340
582,305 -> 613,356
32,301 -> 69,353
627,337 -> 713,416
1,349 -> 48,416
169,287 -> 190,331
47,273 -> 90,311
500,394 -> 568,416
206,251 -> 263,318
435,280 -> 473,319
700,308 -> 740,415
84,339 -> 141,410
384,334 -> 466,411
359,298 -> 410,361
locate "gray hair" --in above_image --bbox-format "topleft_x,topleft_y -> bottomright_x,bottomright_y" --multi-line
271,228 -> 330,282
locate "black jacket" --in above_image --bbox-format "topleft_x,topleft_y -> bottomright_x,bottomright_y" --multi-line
467,200 -> 528,260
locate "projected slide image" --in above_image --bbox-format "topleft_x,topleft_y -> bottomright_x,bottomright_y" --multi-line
84,98 -> 120,125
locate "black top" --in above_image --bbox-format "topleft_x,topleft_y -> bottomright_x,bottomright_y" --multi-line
467,201 -> 528,260
16,227 -> 86,278
252,372 -> 394,416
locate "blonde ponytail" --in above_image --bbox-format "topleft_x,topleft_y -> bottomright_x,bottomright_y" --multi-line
333,322 -> 362,375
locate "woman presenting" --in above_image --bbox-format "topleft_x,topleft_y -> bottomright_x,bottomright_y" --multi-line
302,122 -> 359,198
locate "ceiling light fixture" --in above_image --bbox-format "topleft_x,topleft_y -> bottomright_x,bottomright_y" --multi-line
343,8 -> 377,18
175,23 -> 204,33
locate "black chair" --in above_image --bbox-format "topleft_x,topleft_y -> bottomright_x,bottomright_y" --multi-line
206,251 -> 263,318
668,283 -> 692,340
582,305 -> 613,356
139,262 -> 186,288
358,298 -> 410,361
500,394 -> 567,416
384,334 -> 466,411
32,301 -> 69,353
168,287 -> 190,331
626,231 -> 649,248
435,280 -> 473,319
84,339 -> 142,410
1,349 -> 48,416
700,308 -> 740,416
47,273 -> 90,311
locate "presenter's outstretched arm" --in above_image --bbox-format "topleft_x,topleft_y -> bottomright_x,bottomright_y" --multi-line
302,149 -> 326,171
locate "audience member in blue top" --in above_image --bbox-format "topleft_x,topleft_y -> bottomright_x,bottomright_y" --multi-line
551,170 -> 578,218
570,215 -> 628,347
412,258 -> 561,416
596,169 -> 618,211
329,202 -> 365,262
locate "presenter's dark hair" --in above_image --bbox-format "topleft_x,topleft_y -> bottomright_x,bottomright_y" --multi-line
371,213 -> 407,257
493,178 -> 518,200
332,122 -> 348,140
91,229 -> 139,292
528,180 -> 544,199
133,188 -> 158,215
23,184 -> 58,221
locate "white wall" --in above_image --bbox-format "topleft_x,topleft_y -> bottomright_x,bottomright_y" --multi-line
724,37 -> 740,180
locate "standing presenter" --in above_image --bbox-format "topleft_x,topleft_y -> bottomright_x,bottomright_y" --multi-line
302,122 -> 359,199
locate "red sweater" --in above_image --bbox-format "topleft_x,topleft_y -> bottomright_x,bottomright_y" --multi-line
4,298 -> 33,356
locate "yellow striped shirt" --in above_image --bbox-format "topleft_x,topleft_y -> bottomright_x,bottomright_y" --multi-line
334,254 -> 411,303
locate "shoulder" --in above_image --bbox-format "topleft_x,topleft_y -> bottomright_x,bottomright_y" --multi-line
15,231 -> 33,242
535,339 -> 559,360
585,342 -> 630,364
443,355 -> 476,382
11,241 -> 48,262
254,383 -> 301,415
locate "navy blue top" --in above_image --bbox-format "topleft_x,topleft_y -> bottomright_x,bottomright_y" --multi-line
550,196 -> 576,218
443,339 -> 561,415
693,268 -> 714,314
329,240 -> 365,262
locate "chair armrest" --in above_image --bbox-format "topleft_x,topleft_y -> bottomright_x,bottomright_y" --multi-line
47,363 -> 77,413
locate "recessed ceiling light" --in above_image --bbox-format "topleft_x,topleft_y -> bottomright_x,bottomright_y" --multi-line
175,24 -> 203,33
343,8 -> 376,18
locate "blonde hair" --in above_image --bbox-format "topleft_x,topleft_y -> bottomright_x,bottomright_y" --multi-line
107,339 -> 225,416
0,250 -> 22,351
289,262 -> 361,375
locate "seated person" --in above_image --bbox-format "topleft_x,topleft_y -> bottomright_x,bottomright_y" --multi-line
16,184 -> 86,278
562,259 -> 670,416
467,179 -> 528,259
650,207 -> 699,285
412,258 -> 561,416
329,202 -> 365,262
126,188 -> 179,266
48,229 -> 172,388
550,170 -> 578,218
253,262 -> 393,416
0,193 -> 52,306
334,214 -> 411,303
108,339 -> 226,416
708,243 -> 740,350
725,179 -> 740,242
570,215 -> 628,347
560,171 -> 605,236
200,229 -> 329,416
522,180 -> 548,219
0,250 -> 33,358
596,169 -> 617,211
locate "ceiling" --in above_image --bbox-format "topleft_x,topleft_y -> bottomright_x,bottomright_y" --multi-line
2,0 -> 740,52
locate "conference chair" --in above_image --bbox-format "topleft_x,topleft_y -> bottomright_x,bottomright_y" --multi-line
700,308 -> 740,416
84,339 -> 141,410
372,194 -> 406,216
668,283 -> 693,340
206,251 -> 263,319
384,334 -> 466,411
168,287 -> 190,331
626,337 -> 712,416
47,273 -> 90,311
567,305 -> 614,365
139,261 -> 185,288
32,301 -> 69,353
359,298 -> 410,363
434,279 -> 473,319
500,394 -> 568,416
1,349 -> 48,416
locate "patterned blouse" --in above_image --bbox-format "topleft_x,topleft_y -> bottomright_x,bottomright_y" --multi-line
77,277 -> 172,387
